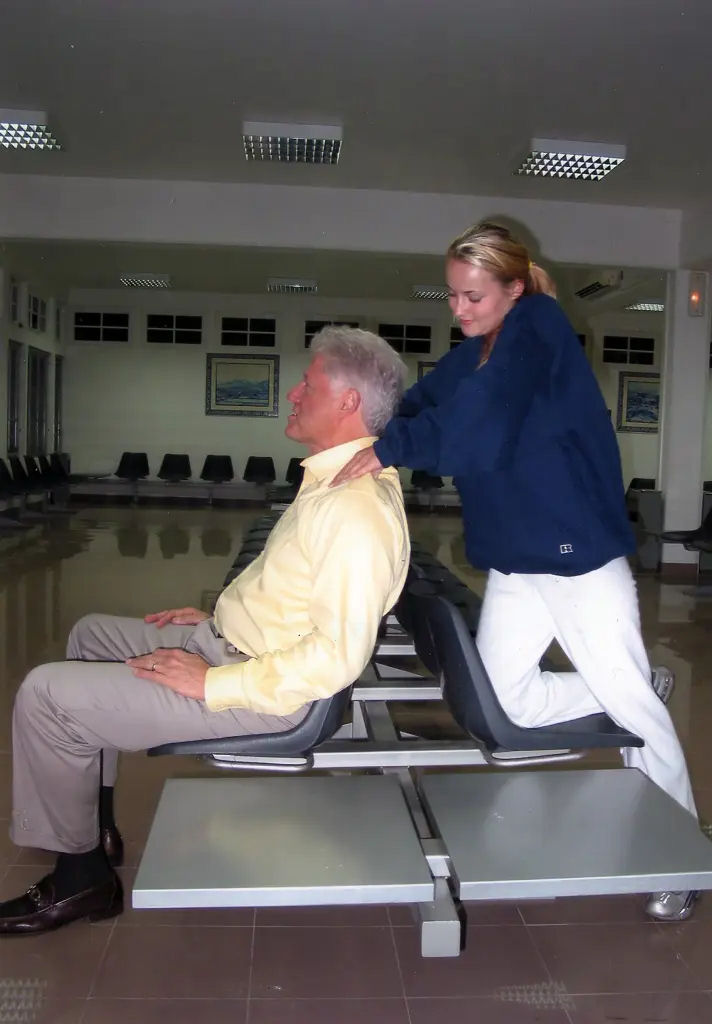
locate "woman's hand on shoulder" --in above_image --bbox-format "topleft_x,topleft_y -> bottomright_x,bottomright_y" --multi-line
330,446 -> 384,487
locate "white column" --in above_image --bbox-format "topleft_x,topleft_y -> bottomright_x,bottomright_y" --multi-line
658,270 -> 712,566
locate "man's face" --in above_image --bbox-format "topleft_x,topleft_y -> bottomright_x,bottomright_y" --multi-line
285,354 -> 345,454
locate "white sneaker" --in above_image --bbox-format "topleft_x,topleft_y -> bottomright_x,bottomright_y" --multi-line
645,890 -> 698,921
651,665 -> 675,705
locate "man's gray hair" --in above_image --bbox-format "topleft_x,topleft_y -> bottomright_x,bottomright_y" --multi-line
311,326 -> 407,435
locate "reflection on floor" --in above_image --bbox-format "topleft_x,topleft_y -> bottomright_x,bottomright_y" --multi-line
1,506 -> 712,1023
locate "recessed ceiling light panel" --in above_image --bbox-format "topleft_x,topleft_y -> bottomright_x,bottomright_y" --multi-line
120,273 -> 172,288
0,108 -> 61,150
243,121 -> 341,164
412,285 -> 449,300
515,138 -> 625,180
267,277 -> 318,294
625,302 -> 665,312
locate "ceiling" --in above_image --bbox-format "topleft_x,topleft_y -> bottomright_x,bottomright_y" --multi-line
0,0 -> 699,304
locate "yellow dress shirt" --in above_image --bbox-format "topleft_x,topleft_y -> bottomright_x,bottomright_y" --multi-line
204,437 -> 410,715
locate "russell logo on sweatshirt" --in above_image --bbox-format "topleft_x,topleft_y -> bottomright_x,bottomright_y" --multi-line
559,544 -> 573,554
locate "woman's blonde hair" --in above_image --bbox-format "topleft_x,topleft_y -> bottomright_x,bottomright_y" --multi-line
447,221 -> 557,298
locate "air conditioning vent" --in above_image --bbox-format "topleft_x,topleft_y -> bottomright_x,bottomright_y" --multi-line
575,270 -> 624,300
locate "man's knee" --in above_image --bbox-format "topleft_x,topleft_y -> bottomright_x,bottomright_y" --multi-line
13,665 -> 55,725
66,614 -> 101,659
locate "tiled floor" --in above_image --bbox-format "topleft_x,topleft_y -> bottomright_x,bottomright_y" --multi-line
2,505 -> 712,1023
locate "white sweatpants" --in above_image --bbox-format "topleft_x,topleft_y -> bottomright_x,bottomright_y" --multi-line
476,557 -> 696,816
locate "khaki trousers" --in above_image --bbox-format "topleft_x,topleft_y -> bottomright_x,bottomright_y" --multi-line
11,614 -> 307,853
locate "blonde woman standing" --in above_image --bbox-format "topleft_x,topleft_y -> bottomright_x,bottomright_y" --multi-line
333,221 -> 698,922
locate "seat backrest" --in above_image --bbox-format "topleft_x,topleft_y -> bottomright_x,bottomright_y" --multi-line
9,455 -> 29,483
411,470 -> 444,490
627,477 -> 655,491
243,455 -> 276,484
50,453 -> 70,480
413,590 -> 511,748
0,458 -> 16,488
116,452 -> 149,480
286,457 -> 305,488
200,454 -> 234,483
24,456 -> 43,483
158,453 -> 191,481
698,502 -> 712,538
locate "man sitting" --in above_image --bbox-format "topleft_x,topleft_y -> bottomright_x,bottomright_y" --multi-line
2,326 -> 409,935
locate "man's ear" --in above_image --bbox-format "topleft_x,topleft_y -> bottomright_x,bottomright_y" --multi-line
340,388 -> 361,415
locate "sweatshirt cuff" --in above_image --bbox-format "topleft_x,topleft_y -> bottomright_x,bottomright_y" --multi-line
374,437 -> 395,468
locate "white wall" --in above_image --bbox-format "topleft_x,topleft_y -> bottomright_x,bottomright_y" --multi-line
64,285 -> 671,487
64,288 -> 458,477
585,310 -> 664,487
0,173 -> 682,269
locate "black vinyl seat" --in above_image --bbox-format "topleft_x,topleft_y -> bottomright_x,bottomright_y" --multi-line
660,504 -> 712,553
200,455 -> 234,504
0,458 -> 29,528
116,452 -> 150,481
9,455 -> 44,495
411,588 -> 644,757
0,458 -> 23,498
267,457 -> 304,504
25,455 -> 72,513
201,455 -> 234,483
147,684 -> 354,768
410,470 -> 444,512
286,457 -> 304,489
158,454 -> 191,483
115,452 -> 149,503
243,456 -> 276,486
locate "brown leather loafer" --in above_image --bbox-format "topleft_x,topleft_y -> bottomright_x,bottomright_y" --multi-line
101,825 -> 125,868
0,871 -> 123,935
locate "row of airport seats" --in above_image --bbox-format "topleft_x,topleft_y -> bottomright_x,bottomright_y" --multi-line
213,518 -> 637,761
116,452 -> 303,488
0,453 -> 73,527
112,452 -> 304,505
135,513 -> 712,956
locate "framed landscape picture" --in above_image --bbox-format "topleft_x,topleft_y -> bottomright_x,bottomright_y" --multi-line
205,353 -> 279,417
616,371 -> 660,433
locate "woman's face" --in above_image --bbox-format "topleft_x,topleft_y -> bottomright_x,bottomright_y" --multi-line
446,258 -> 524,338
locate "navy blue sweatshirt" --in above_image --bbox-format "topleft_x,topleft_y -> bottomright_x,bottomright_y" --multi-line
374,293 -> 635,576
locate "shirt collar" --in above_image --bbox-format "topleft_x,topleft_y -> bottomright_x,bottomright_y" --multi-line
301,437 -> 378,484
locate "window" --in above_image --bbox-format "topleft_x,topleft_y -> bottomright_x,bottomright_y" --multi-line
221,316 -> 276,347
26,346 -> 49,456
304,319 -> 360,348
28,293 -> 47,332
74,311 -> 130,343
602,335 -> 655,366
450,326 -> 464,349
6,340 -> 21,454
146,314 -> 202,345
378,323 -> 431,354
54,355 -> 63,452
10,280 -> 18,324
55,305 -> 62,342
